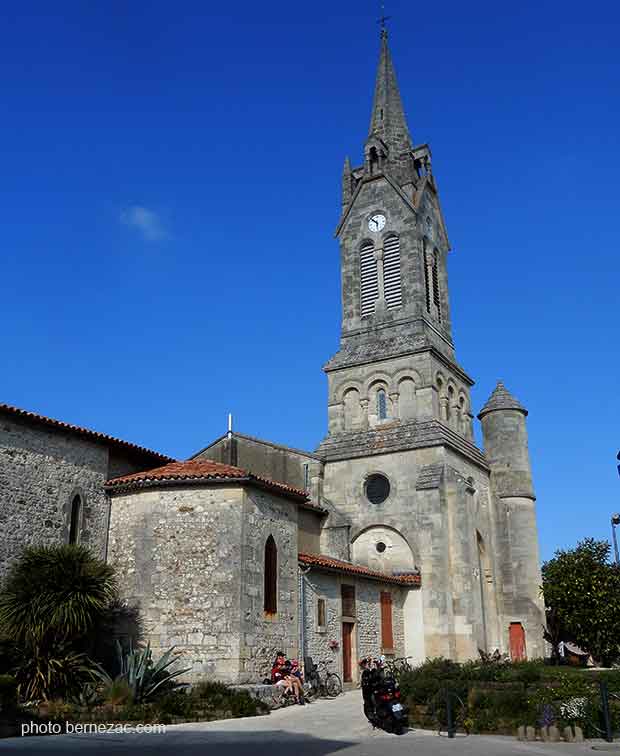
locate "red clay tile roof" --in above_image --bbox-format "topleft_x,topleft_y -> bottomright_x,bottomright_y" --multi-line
0,402 -> 172,463
298,552 -> 421,587
105,459 -> 326,511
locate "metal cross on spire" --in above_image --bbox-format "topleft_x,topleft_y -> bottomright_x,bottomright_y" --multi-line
377,0 -> 391,34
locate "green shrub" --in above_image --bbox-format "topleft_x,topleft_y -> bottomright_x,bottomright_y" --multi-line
14,642 -> 95,702
155,691 -> 193,718
0,674 -> 17,711
399,658 -> 620,735
188,682 -> 268,718
101,677 -> 133,706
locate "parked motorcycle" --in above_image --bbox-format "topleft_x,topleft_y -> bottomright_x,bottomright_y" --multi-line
361,658 -> 408,735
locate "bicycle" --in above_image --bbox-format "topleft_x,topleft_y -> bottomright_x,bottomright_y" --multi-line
304,657 -> 343,698
316,660 -> 343,697
385,656 -> 413,679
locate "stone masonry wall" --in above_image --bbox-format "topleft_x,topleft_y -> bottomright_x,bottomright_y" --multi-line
302,570 -> 406,684
239,488 -> 299,683
108,485 -> 244,683
0,415 -> 109,581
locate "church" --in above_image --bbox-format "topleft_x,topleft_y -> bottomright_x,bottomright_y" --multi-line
0,30 -> 545,684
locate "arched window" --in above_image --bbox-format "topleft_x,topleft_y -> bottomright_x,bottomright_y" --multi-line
399,377 -> 416,421
383,235 -> 402,310
360,241 -> 379,317
377,389 -> 388,420
264,535 -> 278,614
343,387 -> 362,430
69,495 -> 81,544
368,146 -> 379,174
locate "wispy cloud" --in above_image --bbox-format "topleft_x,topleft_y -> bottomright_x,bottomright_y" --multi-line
120,205 -> 169,241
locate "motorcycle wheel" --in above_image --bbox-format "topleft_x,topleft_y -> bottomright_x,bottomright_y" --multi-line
326,673 -> 342,697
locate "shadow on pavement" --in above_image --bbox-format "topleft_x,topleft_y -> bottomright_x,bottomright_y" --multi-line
0,728 -> 358,755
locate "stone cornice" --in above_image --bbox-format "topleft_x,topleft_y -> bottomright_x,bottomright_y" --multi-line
324,342 -> 475,387
316,419 -> 489,472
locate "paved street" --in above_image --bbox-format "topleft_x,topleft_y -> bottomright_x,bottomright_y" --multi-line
0,690 -> 614,755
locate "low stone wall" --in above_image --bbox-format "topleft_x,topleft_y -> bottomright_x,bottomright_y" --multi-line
231,684 -> 277,709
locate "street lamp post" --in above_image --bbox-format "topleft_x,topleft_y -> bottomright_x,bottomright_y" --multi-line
612,513 -> 620,566
615,451 -> 620,565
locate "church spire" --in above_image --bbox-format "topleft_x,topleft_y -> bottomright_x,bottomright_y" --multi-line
368,29 -> 412,154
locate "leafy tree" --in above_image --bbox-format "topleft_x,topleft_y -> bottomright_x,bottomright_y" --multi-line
542,538 -> 620,667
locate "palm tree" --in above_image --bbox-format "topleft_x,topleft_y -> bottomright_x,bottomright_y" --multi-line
0,544 -> 117,646
0,545 -> 118,700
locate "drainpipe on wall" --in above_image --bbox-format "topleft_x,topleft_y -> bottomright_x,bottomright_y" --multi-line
299,564 -> 312,673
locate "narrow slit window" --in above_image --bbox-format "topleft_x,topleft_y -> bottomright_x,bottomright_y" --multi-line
383,236 -> 402,309
264,535 -> 278,614
341,584 -> 356,617
317,598 -> 326,628
360,241 -> 379,317
69,495 -> 81,544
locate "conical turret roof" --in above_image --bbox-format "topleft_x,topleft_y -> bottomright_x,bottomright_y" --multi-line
478,381 -> 528,419
368,30 -> 412,153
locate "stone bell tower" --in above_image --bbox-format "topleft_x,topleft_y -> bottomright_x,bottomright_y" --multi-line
318,29 -> 476,457
315,29 -> 545,663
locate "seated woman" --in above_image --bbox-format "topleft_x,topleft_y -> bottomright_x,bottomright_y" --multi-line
271,653 -> 304,705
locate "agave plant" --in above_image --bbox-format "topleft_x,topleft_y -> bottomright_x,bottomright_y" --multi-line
94,642 -> 190,703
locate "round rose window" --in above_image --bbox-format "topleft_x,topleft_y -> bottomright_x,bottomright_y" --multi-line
365,474 -> 390,504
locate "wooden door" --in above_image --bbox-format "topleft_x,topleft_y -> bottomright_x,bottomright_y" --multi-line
342,622 -> 354,682
509,622 -> 526,661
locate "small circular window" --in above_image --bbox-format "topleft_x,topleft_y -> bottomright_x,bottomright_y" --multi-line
376,541 -> 387,553
365,474 -> 390,504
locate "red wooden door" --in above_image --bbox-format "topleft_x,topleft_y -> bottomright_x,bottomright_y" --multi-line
342,622 -> 354,682
509,622 -> 526,661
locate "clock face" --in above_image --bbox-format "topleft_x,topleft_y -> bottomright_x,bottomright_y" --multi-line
368,214 -> 386,233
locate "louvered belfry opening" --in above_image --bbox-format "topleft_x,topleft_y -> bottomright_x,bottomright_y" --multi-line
383,235 -> 402,309
432,258 -> 442,322
264,535 -> 278,614
423,246 -> 431,313
360,241 -> 379,317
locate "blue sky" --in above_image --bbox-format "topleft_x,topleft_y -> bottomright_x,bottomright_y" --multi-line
2,1 -> 619,562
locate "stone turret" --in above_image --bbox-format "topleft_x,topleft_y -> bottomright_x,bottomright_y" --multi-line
478,381 -> 533,499
478,381 -> 544,658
